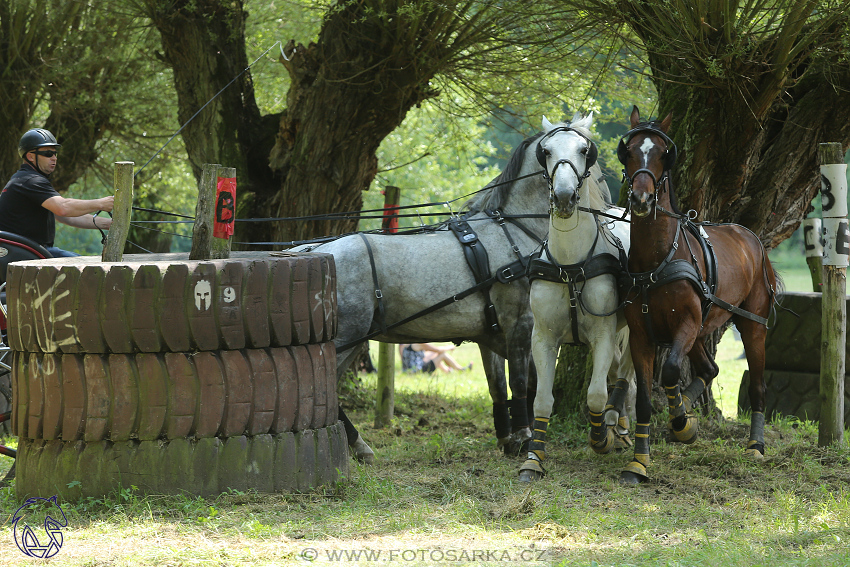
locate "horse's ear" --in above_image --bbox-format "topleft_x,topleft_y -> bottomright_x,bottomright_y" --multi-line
585,110 -> 594,127
659,112 -> 673,133
542,115 -> 554,132
571,110 -> 582,123
629,105 -> 641,128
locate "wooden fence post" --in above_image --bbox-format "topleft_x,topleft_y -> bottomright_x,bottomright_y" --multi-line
211,167 -> 236,259
375,186 -> 401,428
190,164 -> 236,260
102,161 -> 134,262
818,142 -> 847,446
803,218 -> 823,292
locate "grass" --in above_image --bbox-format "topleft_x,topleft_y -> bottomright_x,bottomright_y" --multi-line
2,373 -> 849,566
0,253 -> 841,566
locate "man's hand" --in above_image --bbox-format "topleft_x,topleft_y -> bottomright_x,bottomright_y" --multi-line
99,195 -> 115,212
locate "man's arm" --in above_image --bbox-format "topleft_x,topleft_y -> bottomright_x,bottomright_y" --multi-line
56,214 -> 113,230
42,195 -> 114,217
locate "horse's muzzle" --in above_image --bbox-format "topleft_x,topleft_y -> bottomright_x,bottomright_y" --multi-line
629,192 -> 654,218
552,190 -> 578,219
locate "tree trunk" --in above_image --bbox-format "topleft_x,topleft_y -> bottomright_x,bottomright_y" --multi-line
146,0 -> 280,247
552,345 -> 592,419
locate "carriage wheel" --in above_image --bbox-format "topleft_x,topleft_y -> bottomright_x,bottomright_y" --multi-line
0,359 -> 15,488
5,253 -> 336,354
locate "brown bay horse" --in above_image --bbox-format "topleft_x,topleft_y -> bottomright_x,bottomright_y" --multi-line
618,106 -> 778,484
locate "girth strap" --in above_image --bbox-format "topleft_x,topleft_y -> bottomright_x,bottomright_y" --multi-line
449,217 -> 500,333
359,233 -> 388,334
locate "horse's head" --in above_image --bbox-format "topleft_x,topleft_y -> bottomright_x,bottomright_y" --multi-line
617,105 -> 677,218
537,112 -> 598,218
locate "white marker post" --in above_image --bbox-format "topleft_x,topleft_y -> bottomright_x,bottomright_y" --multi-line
818,143 -> 847,446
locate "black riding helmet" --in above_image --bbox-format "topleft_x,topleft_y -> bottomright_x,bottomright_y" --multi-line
19,128 -> 61,176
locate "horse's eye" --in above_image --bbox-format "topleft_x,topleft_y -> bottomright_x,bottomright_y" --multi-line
581,147 -> 588,155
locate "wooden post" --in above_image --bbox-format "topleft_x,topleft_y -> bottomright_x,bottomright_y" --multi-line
102,161 -> 134,262
374,186 -> 401,428
818,142 -> 847,446
211,167 -> 236,259
803,218 -> 823,292
190,164 -> 222,260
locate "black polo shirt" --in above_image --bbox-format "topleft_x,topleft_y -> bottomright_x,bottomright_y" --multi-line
0,163 -> 60,246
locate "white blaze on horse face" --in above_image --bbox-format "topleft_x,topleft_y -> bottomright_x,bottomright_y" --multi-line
639,137 -> 655,169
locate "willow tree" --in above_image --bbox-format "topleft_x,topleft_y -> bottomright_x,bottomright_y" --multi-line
561,0 -> 850,243
0,0 -> 87,181
549,0 -> 850,417
140,0 -> 578,246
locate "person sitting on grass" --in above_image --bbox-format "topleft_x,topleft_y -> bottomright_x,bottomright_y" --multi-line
399,343 -> 472,374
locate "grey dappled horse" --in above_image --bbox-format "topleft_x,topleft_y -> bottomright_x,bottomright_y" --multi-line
302,129 -> 563,462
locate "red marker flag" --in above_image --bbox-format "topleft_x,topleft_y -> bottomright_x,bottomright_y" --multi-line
214,175 -> 236,239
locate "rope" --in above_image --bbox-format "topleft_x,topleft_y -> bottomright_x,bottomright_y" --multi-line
134,41 -> 284,179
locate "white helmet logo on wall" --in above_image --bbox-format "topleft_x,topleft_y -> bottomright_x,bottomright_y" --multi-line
194,280 -> 212,310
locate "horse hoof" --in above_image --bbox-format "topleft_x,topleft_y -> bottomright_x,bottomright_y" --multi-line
501,428 -> 532,457
619,471 -> 646,485
669,414 -> 699,444
613,431 -> 633,451
518,469 -> 544,483
620,460 -> 648,485
744,448 -> 765,460
519,459 -> 545,482
351,436 -> 375,465
589,427 -> 616,454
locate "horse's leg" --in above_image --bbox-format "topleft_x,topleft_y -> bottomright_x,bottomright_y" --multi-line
519,323 -> 559,482
338,407 -> 374,465
620,331 -> 655,484
735,315 -> 769,458
682,339 -> 720,413
587,330 -> 618,454
505,333 -> 532,455
479,346 -> 512,452
604,327 -> 635,450
663,336 -> 701,444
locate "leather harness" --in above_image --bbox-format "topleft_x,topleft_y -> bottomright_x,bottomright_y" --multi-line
627,216 -> 773,347
527,220 -> 629,346
337,210 -> 541,353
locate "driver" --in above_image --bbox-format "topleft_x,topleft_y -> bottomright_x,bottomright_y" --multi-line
0,128 -> 114,257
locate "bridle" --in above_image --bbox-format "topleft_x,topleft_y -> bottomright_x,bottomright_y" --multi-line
536,126 -> 598,191
618,123 -> 678,217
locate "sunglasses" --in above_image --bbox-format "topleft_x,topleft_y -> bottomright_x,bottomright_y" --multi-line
37,150 -> 58,158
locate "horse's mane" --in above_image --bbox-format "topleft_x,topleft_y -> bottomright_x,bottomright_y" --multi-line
465,132 -> 543,214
